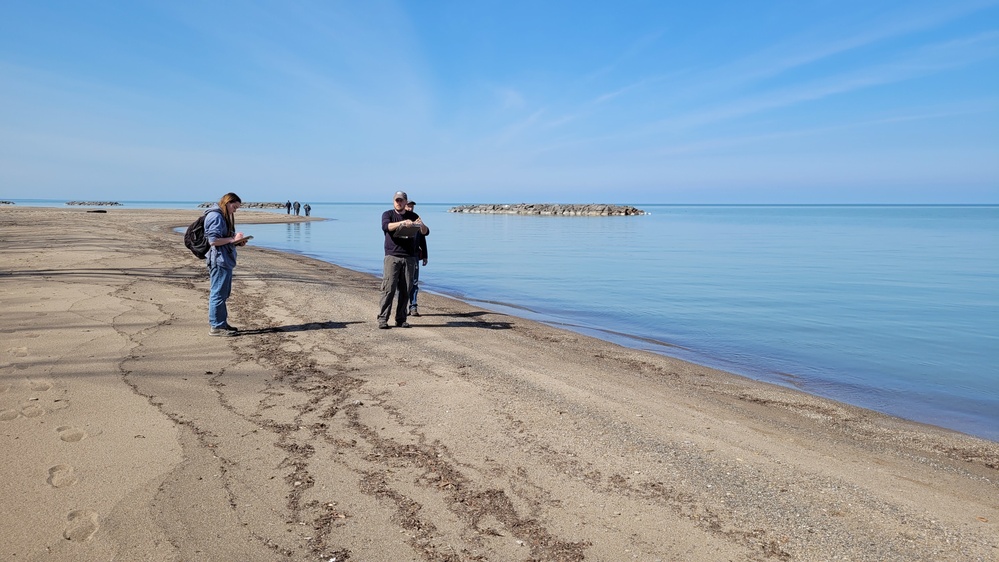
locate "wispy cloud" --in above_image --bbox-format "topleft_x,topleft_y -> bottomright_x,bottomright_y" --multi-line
582,29 -> 667,84
159,0 -> 431,125
690,0 -> 999,96
591,79 -> 653,105
656,29 -> 999,132
492,109 -> 547,147
496,87 -> 527,110
654,101 -> 999,156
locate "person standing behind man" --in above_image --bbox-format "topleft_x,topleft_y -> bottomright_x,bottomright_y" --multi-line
378,191 -> 428,329
205,192 -> 249,336
404,200 -> 428,317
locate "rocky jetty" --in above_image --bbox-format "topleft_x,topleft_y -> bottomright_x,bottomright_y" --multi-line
198,202 -> 286,209
0,201 -> 13,205
448,203 -> 645,216
66,201 -> 122,206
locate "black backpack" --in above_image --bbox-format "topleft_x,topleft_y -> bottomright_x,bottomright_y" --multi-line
184,209 -> 222,259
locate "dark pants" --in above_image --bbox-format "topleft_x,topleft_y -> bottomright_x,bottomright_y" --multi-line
378,255 -> 415,324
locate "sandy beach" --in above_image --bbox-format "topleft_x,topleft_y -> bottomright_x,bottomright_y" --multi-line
1,206 -> 997,561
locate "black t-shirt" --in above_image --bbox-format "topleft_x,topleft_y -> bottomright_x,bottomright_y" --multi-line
382,209 -> 428,257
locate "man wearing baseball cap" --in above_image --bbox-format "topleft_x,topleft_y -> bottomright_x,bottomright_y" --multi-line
377,191 -> 429,329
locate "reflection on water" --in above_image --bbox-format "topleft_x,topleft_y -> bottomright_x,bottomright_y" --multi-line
285,222 -> 311,244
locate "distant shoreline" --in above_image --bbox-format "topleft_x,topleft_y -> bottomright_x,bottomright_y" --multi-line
449,203 -> 645,215
198,201 -> 287,209
4,200 -> 997,209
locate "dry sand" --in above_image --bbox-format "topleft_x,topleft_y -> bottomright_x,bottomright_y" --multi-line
1,206 -> 997,562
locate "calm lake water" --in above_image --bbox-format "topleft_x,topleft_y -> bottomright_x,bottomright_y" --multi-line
10,200 -> 999,441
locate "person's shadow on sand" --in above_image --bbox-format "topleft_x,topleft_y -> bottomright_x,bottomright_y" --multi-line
440,320 -> 513,329
237,321 -> 362,335
406,311 -> 513,330
236,312 -> 514,335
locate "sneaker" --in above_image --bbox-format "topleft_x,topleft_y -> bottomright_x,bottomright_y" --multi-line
396,321 -> 411,328
221,323 -> 239,332
209,326 -> 237,337
378,322 -> 391,330
410,307 -> 420,317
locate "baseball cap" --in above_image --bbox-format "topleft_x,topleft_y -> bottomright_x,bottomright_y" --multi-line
393,191 -> 408,201
407,201 -> 416,206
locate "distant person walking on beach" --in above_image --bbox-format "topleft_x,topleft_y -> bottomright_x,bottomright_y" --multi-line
293,201 -> 301,216
303,203 -> 311,217
205,192 -> 249,336
404,200 -> 428,317
285,200 -> 291,214
378,191 -> 429,329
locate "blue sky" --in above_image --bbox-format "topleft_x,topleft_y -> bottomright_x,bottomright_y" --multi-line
1,1 -> 997,204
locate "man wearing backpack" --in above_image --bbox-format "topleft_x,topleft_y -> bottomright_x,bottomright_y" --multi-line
205,192 -> 249,336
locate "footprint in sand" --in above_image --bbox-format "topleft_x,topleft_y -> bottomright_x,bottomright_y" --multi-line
48,464 -> 79,488
56,426 -> 87,442
0,409 -> 19,421
30,380 -> 53,391
21,404 -> 45,418
49,398 -> 71,412
63,510 -> 99,542
8,347 -> 28,358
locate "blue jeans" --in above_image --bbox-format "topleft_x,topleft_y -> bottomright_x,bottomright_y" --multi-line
409,262 -> 420,310
208,264 -> 233,328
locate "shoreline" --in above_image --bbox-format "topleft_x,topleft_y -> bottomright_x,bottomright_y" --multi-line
2,206 -> 997,560
240,210 -> 999,443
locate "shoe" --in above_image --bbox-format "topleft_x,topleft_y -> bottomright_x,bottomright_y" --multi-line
378,322 -> 391,329
410,307 -> 420,317
209,326 -> 238,337
396,321 -> 411,328
221,323 -> 239,332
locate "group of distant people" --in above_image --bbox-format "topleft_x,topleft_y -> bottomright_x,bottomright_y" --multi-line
201,191 -> 429,336
285,200 -> 311,216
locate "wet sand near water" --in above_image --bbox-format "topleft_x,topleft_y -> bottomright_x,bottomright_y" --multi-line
1,206 -> 997,561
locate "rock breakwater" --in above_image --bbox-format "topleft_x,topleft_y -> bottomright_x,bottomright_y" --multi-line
449,203 -> 645,216
66,201 -> 122,206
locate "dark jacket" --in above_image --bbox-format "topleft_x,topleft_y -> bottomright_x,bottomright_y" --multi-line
381,209 -> 429,258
